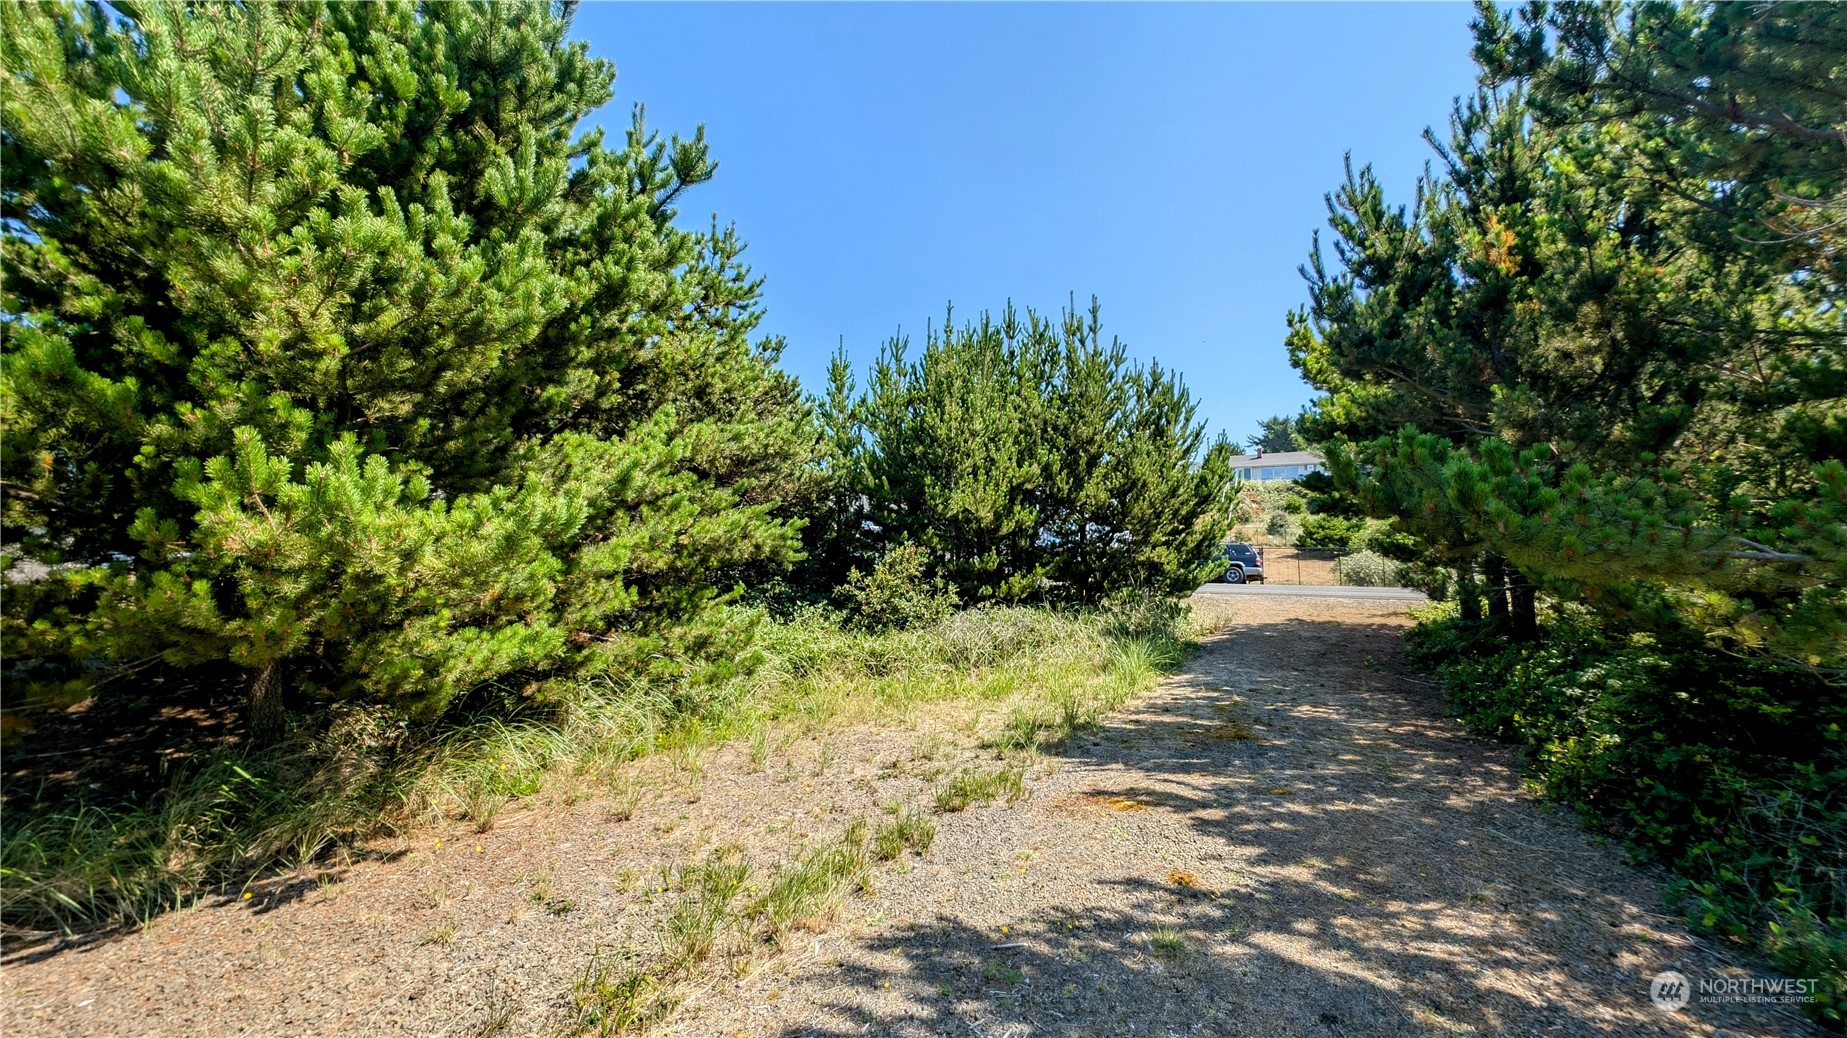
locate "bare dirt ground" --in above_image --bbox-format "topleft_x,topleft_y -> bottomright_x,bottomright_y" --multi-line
3,595 -> 1823,1038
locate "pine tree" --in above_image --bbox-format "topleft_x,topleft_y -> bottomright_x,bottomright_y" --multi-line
1,1 -> 813,732
820,299 -> 1233,605
1245,415 -> 1304,454
1291,2 -> 1845,663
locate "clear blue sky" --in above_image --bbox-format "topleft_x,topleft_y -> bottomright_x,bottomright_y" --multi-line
571,2 -> 1482,446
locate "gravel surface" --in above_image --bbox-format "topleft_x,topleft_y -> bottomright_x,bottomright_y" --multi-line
3,595 -> 1823,1038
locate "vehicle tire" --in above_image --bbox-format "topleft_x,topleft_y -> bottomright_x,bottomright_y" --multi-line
1224,565 -> 1245,584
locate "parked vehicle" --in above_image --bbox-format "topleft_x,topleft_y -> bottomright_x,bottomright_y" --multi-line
1219,543 -> 1265,583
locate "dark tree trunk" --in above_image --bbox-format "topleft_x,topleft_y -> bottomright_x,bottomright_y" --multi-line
1456,563 -> 1483,622
1483,554 -> 1510,619
1509,577 -> 1539,642
249,661 -> 285,743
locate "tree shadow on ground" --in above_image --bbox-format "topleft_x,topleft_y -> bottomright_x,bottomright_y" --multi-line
747,616 -> 1824,1037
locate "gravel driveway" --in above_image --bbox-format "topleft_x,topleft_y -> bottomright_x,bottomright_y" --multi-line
677,595 -> 1821,1038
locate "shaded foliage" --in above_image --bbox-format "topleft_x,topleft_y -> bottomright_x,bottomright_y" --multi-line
1409,609 -> 1846,1024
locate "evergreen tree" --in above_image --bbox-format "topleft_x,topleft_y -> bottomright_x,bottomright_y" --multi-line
819,299 -> 1234,605
1245,414 -> 1304,454
1290,2 -> 1844,661
1,1 -> 813,732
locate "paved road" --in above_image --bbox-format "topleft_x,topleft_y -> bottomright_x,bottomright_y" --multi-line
1193,581 -> 1427,601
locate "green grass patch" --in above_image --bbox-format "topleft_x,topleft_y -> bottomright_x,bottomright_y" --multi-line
569,946 -> 679,1037
934,763 -> 1026,812
874,806 -> 937,861
748,820 -> 874,943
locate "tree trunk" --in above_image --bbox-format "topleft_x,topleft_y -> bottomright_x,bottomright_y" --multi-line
1483,554 -> 1510,620
249,661 -> 285,743
1509,577 -> 1539,642
1456,563 -> 1483,622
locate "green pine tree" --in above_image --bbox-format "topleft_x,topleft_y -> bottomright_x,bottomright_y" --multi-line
1290,2 -> 1844,658
1,1 -> 813,733
821,298 -> 1233,605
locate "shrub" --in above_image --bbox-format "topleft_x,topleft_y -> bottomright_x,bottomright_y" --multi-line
815,299 -> 1236,605
0,1 -> 811,735
1297,514 -> 1366,548
836,544 -> 959,633
1406,612 -> 1847,1024
1337,550 -> 1401,587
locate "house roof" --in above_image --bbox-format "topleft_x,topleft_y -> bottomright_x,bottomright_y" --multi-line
1227,450 -> 1324,468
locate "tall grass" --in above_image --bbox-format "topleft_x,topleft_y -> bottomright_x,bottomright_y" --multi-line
3,598 -> 1203,931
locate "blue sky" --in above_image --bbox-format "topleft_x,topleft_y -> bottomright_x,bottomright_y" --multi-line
572,2 -> 1482,447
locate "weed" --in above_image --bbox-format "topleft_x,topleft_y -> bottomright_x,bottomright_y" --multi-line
1148,926 -> 1185,959
747,725 -> 774,770
749,822 -> 872,943
873,806 -> 937,861
607,776 -> 643,822
419,923 -> 458,946
913,733 -> 947,761
466,791 -> 507,832
571,947 -> 678,1036
660,845 -> 751,970
982,959 -> 1026,985
468,995 -> 517,1038
934,764 -> 1025,812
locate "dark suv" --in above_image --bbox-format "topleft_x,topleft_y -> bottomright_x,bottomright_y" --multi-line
1218,543 -> 1265,583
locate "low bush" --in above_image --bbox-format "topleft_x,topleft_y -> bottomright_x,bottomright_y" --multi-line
1336,549 -> 1402,587
1406,608 -> 1847,1026
835,543 -> 959,633
1296,513 -> 1366,548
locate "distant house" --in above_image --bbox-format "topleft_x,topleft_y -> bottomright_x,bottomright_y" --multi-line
1229,449 -> 1324,482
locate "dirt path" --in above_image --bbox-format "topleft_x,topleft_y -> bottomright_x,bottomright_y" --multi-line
3,596 -> 1821,1037
675,596 -> 1819,1038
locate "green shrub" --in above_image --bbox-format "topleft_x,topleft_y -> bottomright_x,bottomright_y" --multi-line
1336,549 -> 1402,587
1099,592 -> 1189,640
1297,514 -> 1366,548
0,1 -> 811,732
836,544 -> 959,633
1406,612 -> 1847,1025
